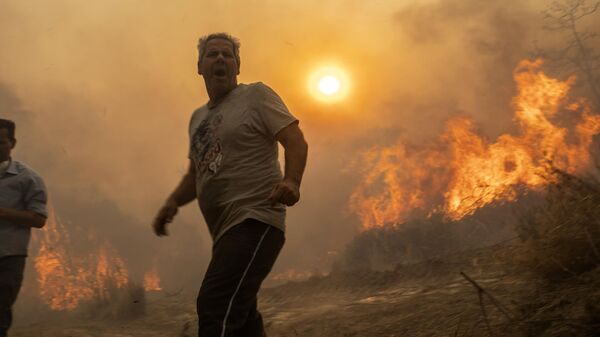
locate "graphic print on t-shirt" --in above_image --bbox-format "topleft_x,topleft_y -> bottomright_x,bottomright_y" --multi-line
191,112 -> 223,174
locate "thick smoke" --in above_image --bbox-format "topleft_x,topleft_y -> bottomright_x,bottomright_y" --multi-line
1,0 -> 598,301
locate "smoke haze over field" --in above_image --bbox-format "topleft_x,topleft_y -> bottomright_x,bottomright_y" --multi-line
1,0 -> 598,293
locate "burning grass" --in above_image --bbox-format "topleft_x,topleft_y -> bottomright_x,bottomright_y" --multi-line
27,204 -> 164,319
334,58 -> 600,335
330,167 -> 600,336
33,210 -> 129,311
350,59 -> 600,231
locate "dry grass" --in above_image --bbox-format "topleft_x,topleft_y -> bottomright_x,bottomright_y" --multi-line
81,280 -> 146,320
515,169 -> 600,282
333,203 -> 517,272
332,215 -> 458,271
506,169 -> 600,336
329,168 -> 600,336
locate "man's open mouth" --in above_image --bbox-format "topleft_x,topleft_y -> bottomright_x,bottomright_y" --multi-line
214,69 -> 227,77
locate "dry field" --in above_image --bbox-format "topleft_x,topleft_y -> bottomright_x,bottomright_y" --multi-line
11,243 -> 599,337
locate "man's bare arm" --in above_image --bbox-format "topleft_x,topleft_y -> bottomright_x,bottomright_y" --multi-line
152,160 -> 197,236
168,160 -> 197,207
269,122 -> 308,206
0,208 -> 46,228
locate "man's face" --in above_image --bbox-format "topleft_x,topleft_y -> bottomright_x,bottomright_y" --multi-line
198,38 -> 239,93
0,129 -> 14,162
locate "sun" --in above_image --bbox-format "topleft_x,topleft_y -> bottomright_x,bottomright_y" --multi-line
308,66 -> 350,103
318,76 -> 341,95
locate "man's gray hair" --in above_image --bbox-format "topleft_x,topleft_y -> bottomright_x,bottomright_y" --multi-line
197,32 -> 241,69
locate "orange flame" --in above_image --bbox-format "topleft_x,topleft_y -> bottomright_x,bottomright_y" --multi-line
350,59 -> 600,229
143,265 -> 162,292
34,206 -> 129,310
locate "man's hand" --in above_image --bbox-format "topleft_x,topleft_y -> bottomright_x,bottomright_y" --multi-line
152,199 -> 179,236
269,179 -> 300,206
274,122 -> 307,207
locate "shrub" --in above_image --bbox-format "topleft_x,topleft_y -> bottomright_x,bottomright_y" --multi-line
516,169 -> 600,281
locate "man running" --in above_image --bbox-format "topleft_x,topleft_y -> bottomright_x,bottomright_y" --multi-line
152,32 -> 308,337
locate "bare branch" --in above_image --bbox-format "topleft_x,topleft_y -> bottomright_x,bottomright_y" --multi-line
478,291 -> 495,337
542,0 -> 600,108
577,1 -> 600,18
460,272 -> 516,321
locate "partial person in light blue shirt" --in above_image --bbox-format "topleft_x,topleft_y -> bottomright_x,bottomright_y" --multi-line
0,118 -> 47,337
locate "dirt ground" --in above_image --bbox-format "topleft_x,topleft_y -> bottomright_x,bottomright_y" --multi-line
260,246 -> 528,337
10,245 -> 598,337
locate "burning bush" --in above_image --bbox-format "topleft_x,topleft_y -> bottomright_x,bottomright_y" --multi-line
349,59 -> 600,234
515,169 -> 600,281
340,58 -> 600,279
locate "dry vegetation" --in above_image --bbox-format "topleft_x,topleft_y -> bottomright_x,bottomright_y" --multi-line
290,168 -> 600,337
332,199 -> 521,272
515,169 -> 600,280
507,169 -> 600,337
80,281 -> 147,320
10,171 -> 600,337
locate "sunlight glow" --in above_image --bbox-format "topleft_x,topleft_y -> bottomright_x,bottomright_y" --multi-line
318,76 -> 341,95
308,66 -> 350,103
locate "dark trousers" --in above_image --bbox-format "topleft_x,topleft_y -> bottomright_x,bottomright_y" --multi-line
0,256 -> 25,337
197,218 -> 284,337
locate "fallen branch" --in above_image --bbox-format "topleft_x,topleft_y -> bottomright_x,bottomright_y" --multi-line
477,290 -> 494,337
460,271 -> 516,322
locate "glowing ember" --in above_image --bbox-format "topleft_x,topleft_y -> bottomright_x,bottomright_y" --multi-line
350,59 -> 600,229
34,206 -> 129,310
143,265 -> 162,292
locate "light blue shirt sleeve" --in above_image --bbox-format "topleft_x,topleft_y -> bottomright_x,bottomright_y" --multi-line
23,173 -> 48,219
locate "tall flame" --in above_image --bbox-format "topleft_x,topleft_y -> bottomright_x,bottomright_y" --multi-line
34,206 -> 129,310
350,59 -> 600,229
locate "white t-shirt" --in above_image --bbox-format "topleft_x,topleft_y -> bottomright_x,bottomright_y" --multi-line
188,82 -> 298,242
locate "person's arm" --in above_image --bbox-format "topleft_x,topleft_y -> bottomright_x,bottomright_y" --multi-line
0,208 -> 46,228
152,160 -> 197,236
269,122 -> 308,206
